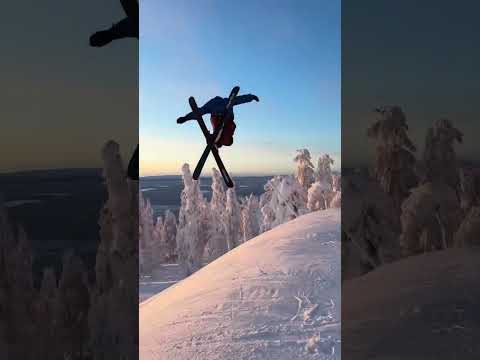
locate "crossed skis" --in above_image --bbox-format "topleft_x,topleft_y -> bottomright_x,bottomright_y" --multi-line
177,86 -> 240,188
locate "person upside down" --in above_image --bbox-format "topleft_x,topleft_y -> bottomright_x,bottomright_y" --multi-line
177,94 -> 259,147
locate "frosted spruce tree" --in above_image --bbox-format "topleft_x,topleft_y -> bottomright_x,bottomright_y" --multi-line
261,175 -> 308,231
139,191 -> 155,274
399,181 -> 462,255
367,106 -> 417,209
88,140 -> 139,360
0,202 -> 39,359
458,168 -> 479,212
175,164 -> 208,276
260,176 -> 283,232
294,149 -> 315,192
329,173 -> 342,208
161,210 -> 177,262
0,141 -> 140,359
225,188 -> 242,250
454,206 -> 480,248
423,118 -> 463,194
400,119 -> 464,256
308,154 -> 338,210
307,180 -> 331,211
241,194 -> 261,242
341,175 -> 402,281
316,153 -> 334,186
55,252 -> 90,358
206,168 -> 228,260
151,216 -> 165,268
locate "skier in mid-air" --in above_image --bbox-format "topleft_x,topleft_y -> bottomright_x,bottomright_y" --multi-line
177,94 -> 259,148
90,0 -> 139,180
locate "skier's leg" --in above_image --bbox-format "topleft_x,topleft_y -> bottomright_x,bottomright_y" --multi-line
177,111 -> 198,124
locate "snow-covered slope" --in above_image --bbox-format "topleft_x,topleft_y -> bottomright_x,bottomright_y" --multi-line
140,209 -> 341,360
342,247 -> 480,359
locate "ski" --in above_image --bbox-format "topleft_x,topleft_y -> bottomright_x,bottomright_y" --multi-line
127,144 -> 139,180
192,86 -> 240,181
188,97 -> 234,188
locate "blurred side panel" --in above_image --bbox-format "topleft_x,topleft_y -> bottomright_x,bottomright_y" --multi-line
0,1 -> 138,358
342,0 -> 480,358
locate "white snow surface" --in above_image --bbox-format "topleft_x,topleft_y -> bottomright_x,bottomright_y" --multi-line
140,208 -> 341,360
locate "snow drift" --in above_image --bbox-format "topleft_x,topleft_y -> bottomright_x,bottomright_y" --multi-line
342,247 -> 480,359
140,209 -> 341,360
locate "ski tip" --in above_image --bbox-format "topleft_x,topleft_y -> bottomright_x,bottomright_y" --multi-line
188,96 -> 198,109
192,171 -> 200,181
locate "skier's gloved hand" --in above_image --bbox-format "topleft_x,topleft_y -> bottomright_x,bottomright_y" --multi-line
252,95 -> 259,102
177,116 -> 187,124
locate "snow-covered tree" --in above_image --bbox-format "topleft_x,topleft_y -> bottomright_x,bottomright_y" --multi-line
0,141 -> 139,359
241,194 -> 261,242
260,175 -> 308,230
422,118 -> 463,193
367,106 -> 417,208
397,119 -> 464,257
341,174 -> 401,281
89,140 -> 139,359
454,206 -> 480,247
151,216 -> 166,267
139,192 -> 155,274
294,149 -> 315,192
56,252 -> 90,357
310,155 -> 340,210
332,173 -> 341,192
161,210 -> 177,261
330,190 -> 341,208
316,154 -> 334,187
260,176 -> 284,232
176,163 -> 208,276
307,181 -> 331,211
225,188 -> 242,250
206,168 -> 228,260
329,173 -> 342,208
399,182 -> 463,256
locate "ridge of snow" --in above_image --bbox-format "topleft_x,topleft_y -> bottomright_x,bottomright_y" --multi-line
140,208 -> 341,359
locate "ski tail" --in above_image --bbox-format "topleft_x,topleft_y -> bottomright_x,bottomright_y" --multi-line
120,0 -> 139,21
192,145 -> 234,187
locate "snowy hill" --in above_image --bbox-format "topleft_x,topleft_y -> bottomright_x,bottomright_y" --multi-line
342,247 -> 480,359
140,209 -> 341,360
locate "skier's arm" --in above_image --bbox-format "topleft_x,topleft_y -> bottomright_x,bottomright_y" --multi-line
233,94 -> 259,106
177,108 -> 210,123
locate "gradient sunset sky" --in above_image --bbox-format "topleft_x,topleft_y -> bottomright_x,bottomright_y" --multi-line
1,0 -> 137,173
140,0 -> 340,176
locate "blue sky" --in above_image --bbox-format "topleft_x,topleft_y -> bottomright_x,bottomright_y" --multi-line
140,0 -> 340,176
